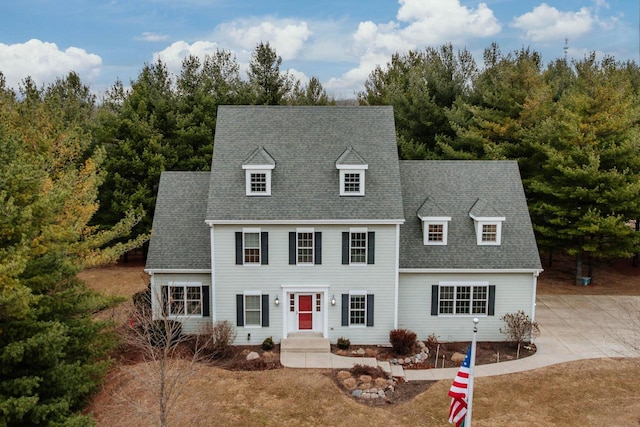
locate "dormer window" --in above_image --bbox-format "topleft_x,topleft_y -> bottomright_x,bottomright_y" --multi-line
242,147 -> 276,196
417,197 -> 450,246
336,147 -> 368,197
469,198 -> 505,246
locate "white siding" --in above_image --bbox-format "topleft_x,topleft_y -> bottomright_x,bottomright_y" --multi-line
398,272 -> 536,342
213,224 -> 398,345
151,273 -> 212,334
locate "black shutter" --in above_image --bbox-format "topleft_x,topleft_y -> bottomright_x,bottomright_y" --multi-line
261,232 -> 268,265
341,294 -> 349,326
202,286 -> 210,317
488,285 -> 496,316
161,285 -> 169,316
289,232 -> 296,265
366,294 -> 374,327
261,294 -> 269,326
235,232 -> 243,265
236,294 -> 244,326
367,231 -> 375,264
431,285 -> 439,316
314,232 -> 322,265
342,232 -> 349,265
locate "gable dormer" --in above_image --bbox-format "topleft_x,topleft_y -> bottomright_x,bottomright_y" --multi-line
417,196 -> 451,245
336,147 -> 368,196
469,198 -> 505,245
242,147 -> 276,196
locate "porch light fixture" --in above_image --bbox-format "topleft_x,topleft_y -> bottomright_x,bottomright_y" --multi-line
331,295 -> 336,306
274,295 -> 280,306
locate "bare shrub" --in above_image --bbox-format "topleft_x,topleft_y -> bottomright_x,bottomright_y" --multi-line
350,364 -> 386,379
198,320 -> 237,360
389,329 -> 417,355
500,310 -> 540,348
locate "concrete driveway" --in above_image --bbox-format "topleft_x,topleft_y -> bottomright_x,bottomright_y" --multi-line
535,294 -> 640,361
404,294 -> 640,381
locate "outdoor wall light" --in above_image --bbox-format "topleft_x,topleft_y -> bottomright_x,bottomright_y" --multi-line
331,295 -> 336,306
274,295 -> 280,306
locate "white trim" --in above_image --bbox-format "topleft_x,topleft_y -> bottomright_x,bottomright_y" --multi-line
418,215 -> 452,221
422,220 -> 449,246
245,170 -> 272,196
530,272 -> 538,343
339,169 -> 365,196
336,164 -> 368,170
469,214 -> 506,222
295,227 -> 314,266
205,219 -> 405,225
400,268 -> 544,274
348,227 -> 368,265
165,281 -> 204,318
242,164 -> 275,170
243,291 -> 263,328
145,269 -> 211,274
347,291 -> 367,327
242,228 -> 261,266
473,220 -> 501,245
280,285 -> 330,339
437,281 -> 490,317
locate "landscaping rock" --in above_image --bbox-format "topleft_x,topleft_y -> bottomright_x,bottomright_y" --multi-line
355,348 -> 366,356
246,351 -> 260,361
342,378 -> 357,390
352,390 -> 362,397
337,370 -> 352,380
451,352 -> 465,363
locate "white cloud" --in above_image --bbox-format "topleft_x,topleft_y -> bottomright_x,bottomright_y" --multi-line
153,40 -> 220,74
135,32 -> 170,42
511,3 -> 594,42
214,19 -> 312,60
0,39 -> 102,90
397,0 -> 501,44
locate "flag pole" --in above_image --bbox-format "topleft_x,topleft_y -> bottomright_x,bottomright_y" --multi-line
466,317 -> 479,427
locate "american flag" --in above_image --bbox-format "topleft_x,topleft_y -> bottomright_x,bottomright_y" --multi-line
448,346 -> 472,427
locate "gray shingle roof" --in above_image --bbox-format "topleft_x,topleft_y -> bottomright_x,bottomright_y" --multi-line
335,146 -> 368,167
399,160 -> 542,270
206,106 -> 404,222
243,146 -> 276,167
145,172 -> 211,270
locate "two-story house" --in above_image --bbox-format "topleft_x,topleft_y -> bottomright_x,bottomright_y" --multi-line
144,106 -> 542,345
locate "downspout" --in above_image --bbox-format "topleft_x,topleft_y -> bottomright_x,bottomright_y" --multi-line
394,223 -> 400,329
209,224 -> 216,323
530,270 -> 540,344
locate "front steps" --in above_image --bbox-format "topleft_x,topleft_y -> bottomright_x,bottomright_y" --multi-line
280,333 -> 330,354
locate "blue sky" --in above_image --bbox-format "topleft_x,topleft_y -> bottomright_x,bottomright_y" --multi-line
0,0 -> 637,98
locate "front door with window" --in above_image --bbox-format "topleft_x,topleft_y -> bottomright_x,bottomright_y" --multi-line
298,294 -> 313,330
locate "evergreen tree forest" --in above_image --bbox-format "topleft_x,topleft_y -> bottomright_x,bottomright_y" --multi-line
1,41 -> 640,423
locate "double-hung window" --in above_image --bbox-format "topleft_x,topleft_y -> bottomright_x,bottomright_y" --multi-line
297,230 -> 314,264
166,283 -> 202,316
341,292 -> 374,327
244,293 -> 262,326
349,294 -> 366,325
342,229 -> 374,265
350,231 -> 367,264
244,231 -> 261,264
437,282 -> 490,316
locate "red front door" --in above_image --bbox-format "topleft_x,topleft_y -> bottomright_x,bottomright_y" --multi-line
298,295 -> 313,330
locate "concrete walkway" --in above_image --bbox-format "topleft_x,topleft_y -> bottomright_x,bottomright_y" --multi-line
281,295 -> 640,381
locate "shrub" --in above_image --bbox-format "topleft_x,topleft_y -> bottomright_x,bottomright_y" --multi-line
389,328 -> 417,355
500,310 -> 540,347
337,337 -> 351,350
351,364 -> 386,379
201,320 -> 237,359
132,284 -> 151,315
262,336 -> 274,351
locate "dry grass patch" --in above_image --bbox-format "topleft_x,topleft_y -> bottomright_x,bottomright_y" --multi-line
88,358 -> 640,426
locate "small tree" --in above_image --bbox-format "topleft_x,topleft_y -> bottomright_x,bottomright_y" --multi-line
124,289 -> 215,427
500,310 -> 540,349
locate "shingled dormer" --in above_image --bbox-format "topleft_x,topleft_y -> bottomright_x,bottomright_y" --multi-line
336,147 -> 368,196
417,196 -> 451,245
242,146 -> 276,196
469,198 -> 505,245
